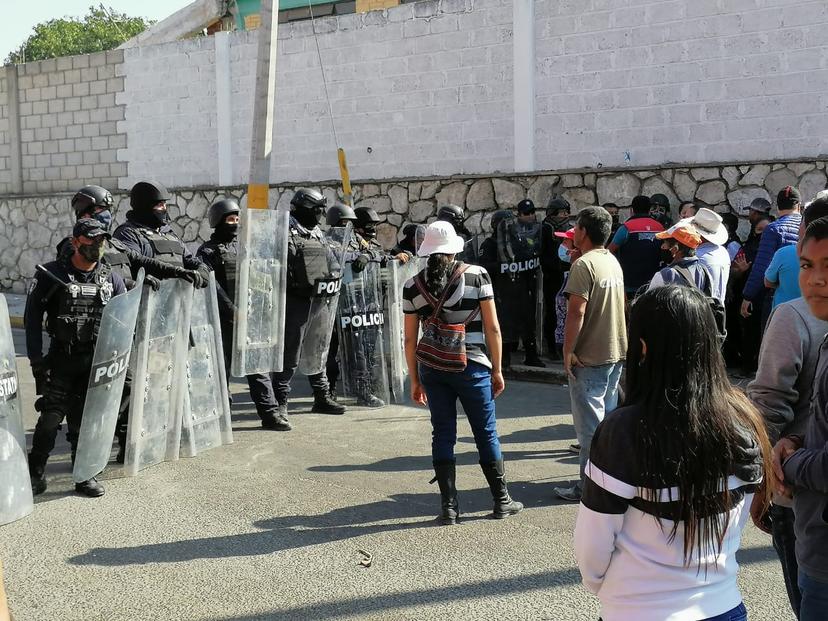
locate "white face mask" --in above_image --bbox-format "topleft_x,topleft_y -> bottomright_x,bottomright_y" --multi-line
558,244 -> 571,264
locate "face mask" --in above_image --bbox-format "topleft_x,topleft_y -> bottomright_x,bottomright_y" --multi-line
294,207 -> 320,229
361,225 -> 377,240
557,244 -> 571,264
78,242 -> 104,262
216,222 -> 238,241
147,206 -> 168,227
93,210 -> 113,231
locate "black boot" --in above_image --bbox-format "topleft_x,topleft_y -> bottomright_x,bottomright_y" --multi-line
311,391 -> 346,415
28,453 -> 47,496
115,432 -> 126,464
480,459 -> 523,519
75,478 -> 105,497
431,460 -> 459,525
523,341 -> 546,367
356,381 -> 385,408
261,404 -> 292,431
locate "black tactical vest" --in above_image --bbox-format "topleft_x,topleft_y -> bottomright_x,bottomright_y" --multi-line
138,228 -> 184,267
48,266 -> 113,351
217,242 -> 238,300
103,238 -> 133,282
290,231 -> 329,291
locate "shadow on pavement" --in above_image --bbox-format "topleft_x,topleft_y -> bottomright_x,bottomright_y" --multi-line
736,545 -> 778,565
204,568 -> 581,621
68,493 -> 450,567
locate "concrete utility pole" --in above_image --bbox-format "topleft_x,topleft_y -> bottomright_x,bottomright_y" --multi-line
247,0 -> 279,209
513,0 -> 535,173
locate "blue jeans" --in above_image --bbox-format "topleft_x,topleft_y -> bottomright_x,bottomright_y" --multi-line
799,571 -> 828,620
569,362 -> 623,486
770,504 -> 801,617
419,361 -> 501,463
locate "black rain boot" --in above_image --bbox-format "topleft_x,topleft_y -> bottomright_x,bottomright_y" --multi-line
480,459 -> 523,519
261,404 -> 292,431
430,460 -> 459,525
312,391 -> 346,415
75,478 -> 105,497
523,341 -> 546,368
28,453 -> 47,496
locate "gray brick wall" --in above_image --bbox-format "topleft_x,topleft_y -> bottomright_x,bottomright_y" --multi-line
15,49 -> 126,194
0,74 -> 10,194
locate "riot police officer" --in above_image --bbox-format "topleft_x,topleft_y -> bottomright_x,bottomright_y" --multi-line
273,189 -> 345,416
540,197 -> 572,359
197,199 -> 292,431
437,204 -> 477,262
25,219 -> 127,497
112,181 -> 209,284
64,185 -> 205,461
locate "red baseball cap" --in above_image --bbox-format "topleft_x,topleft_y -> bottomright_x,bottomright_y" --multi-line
554,228 -> 575,239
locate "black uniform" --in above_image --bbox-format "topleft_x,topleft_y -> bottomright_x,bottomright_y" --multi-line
112,215 -> 205,272
540,215 -> 571,356
271,217 -> 334,403
25,258 -> 126,478
197,234 -> 281,422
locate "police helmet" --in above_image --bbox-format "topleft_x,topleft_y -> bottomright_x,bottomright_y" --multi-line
290,188 -> 327,211
437,204 -> 464,227
71,185 -> 114,216
516,199 -> 535,214
130,181 -> 171,210
208,198 -> 240,228
547,197 -> 570,213
355,207 -> 381,229
402,223 -> 419,238
650,193 -> 670,209
326,202 -> 356,227
490,210 -> 513,231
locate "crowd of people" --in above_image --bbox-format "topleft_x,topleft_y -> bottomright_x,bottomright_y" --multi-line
405,186 -> 828,620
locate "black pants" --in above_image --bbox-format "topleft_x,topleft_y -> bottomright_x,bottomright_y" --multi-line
115,367 -> 132,446
326,329 -> 340,389
771,504 -> 802,617
29,350 -> 93,474
341,325 -> 381,396
542,269 -> 563,353
271,295 -> 329,403
220,320 -> 279,419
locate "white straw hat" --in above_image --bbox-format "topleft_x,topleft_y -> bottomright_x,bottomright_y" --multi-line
417,221 -> 465,257
688,208 -> 728,246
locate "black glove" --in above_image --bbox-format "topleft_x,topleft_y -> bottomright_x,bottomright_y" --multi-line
144,275 -> 161,291
30,358 -> 48,396
179,270 -> 206,288
352,254 -> 370,273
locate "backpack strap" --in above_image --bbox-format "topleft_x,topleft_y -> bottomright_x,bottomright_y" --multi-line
414,263 -> 470,322
673,263 -> 714,297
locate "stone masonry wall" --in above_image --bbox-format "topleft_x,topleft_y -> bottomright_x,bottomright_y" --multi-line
2,159 -> 825,292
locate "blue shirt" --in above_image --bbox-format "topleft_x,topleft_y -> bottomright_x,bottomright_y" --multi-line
742,213 -> 801,301
765,244 -> 801,308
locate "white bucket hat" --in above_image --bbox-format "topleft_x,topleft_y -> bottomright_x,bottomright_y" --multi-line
417,221 -> 465,257
686,207 -> 728,246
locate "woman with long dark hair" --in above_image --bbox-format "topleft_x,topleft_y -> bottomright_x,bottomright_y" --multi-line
402,221 -> 522,525
575,285 -> 771,621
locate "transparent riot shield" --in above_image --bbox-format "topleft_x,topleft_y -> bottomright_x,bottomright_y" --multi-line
0,295 -> 33,526
382,259 -> 422,404
232,207 -> 289,376
299,225 -> 352,375
535,269 -> 545,357
125,278 -> 192,476
72,271 -> 145,483
180,273 -> 233,458
338,261 -> 391,407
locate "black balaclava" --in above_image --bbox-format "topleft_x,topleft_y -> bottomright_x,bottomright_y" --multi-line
294,205 -> 321,230
214,217 -> 238,243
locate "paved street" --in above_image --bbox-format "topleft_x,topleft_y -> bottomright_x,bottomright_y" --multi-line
1,332 -> 792,620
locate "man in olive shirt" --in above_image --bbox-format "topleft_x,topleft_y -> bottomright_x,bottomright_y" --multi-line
554,206 -> 627,501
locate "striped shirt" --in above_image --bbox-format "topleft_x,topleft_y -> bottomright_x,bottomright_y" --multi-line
402,262 -> 494,368
574,404 -> 763,621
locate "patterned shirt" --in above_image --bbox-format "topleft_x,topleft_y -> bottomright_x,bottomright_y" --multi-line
402,262 -> 495,368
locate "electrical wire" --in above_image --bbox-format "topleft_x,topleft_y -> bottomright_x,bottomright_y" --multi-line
307,0 -> 341,150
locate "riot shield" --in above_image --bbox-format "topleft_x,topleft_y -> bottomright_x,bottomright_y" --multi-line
535,268 -> 545,356
180,273 -> 233,458
125,278 -> 192,476
383,258 -> 422,403
298,225 -> 352,375
232,207 -> 289,376
338,261 -> 391,407
0,295 -> 33,526
72,271 -> 145,483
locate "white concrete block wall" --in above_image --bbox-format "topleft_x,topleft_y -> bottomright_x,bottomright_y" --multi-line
535,0 -> 828,170
119,37 -> 218,188
14,50 -> 127,193
121,0 -> 515,187
0,75 -> 10,193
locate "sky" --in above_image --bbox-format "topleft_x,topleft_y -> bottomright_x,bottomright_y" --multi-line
2,0 -> 195,61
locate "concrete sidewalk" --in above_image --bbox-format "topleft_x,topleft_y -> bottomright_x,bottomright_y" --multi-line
0,347 -> 793,621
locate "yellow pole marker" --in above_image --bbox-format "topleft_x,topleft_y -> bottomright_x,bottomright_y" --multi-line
247,183 -> 270,210
338,147 -> 352,206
